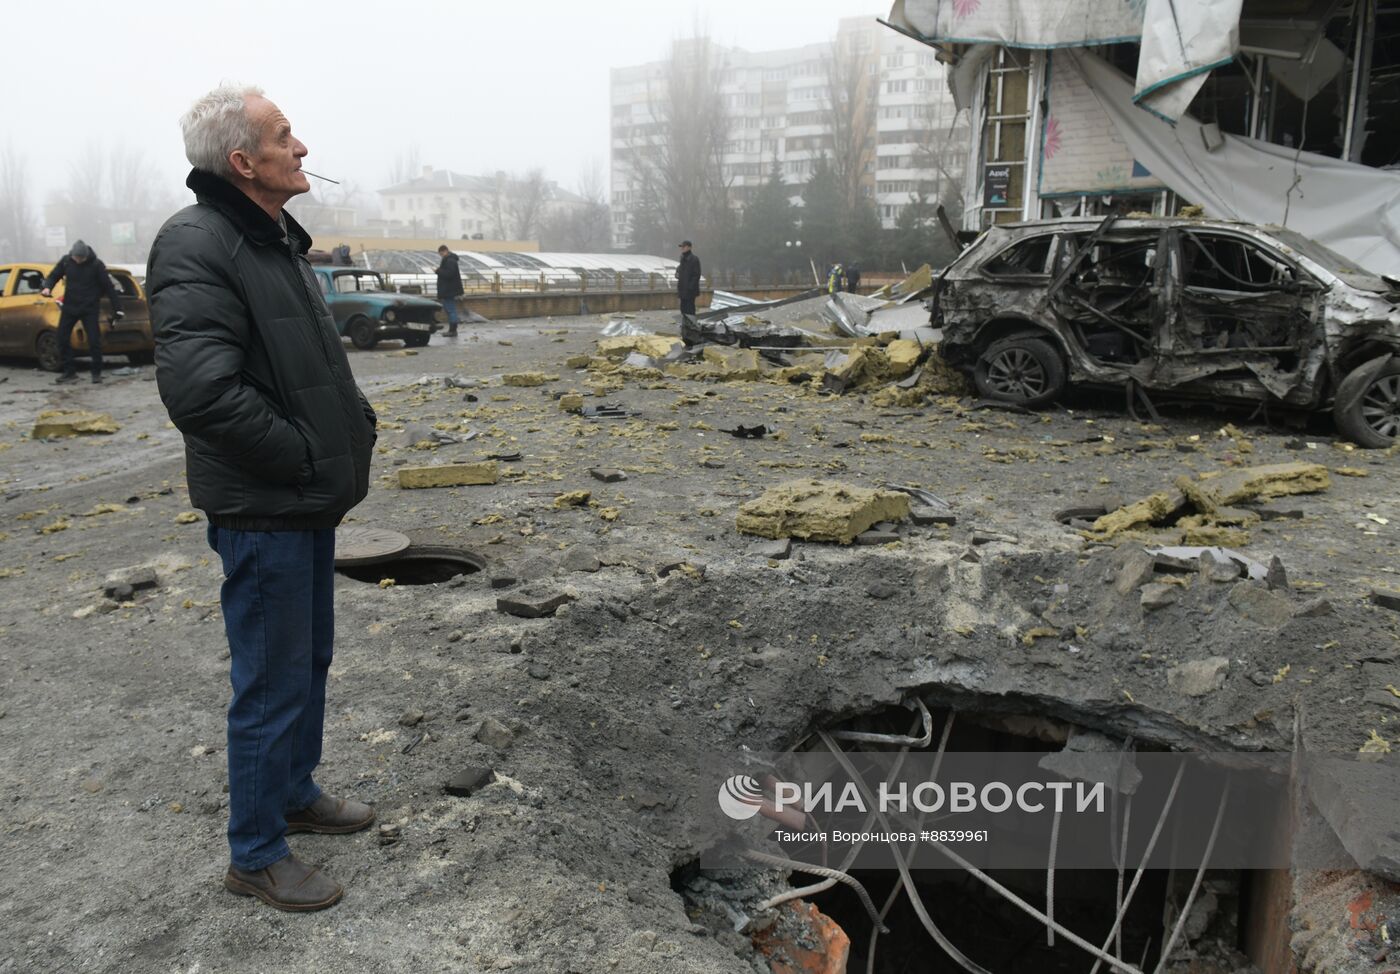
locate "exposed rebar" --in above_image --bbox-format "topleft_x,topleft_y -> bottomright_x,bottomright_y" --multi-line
1151,779 -> 1231,974
1088,762 -> 1186,974
821,731 -> 1143,974
866,711 -> 957,974
742,850 -> 887,932
830,697 -> 934,748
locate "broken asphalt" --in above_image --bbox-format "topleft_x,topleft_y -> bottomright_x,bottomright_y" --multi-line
0,309 -> 1397,973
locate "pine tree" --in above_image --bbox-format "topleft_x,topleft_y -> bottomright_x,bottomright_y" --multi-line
735,160 -> 798,281
799,155 -> 844,271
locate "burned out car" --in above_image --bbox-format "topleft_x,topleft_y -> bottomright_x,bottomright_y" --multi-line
934,216 -> 1400,445
312,266 -> 443,350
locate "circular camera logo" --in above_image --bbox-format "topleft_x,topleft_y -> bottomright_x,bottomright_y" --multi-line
717,775 -> 765,820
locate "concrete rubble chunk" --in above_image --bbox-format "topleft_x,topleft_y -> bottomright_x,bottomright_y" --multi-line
1227,582 -> 1294,628
1295,597 -> 1334,618
1038,729 -> 1143,795
1114,549 -> 1157,595
496,589 -> 575,619
1265,555 -> 1289,592
855,529 -> 901,545
1140,582 -> 1179,611
1307,761 -> 1400,882
1089,462 -> 1330,539
553,490 -> 591,508
866,582 -> 898,600
1194,462 -> 1331,506
560,548 -> 601,573
752,900 -> 850,974
475,717 -> 515,749
1198,551 -> 1242,583
1167,656 -> 1230,697
501,372 -> 559,386
33,410 -> 121,438
699,345 -> 762,381
910,507 -> 956,526
1371,589 -> 1400,613
444,765 -> 494,798
398,461 -> 499,489
597,334 -> 680,360
558,394 -> 584,413
103,566 -> 158,599
750,538 -> 792,561
588,467 -> 627,483
735,480 -> 911,545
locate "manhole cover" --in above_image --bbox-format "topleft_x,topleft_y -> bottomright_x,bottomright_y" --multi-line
337,545 -> 485,585
335,526 -> 410,568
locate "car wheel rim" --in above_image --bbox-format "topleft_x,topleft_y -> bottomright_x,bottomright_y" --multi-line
1360,374 -> 1400,439
986,348 -> 1047,400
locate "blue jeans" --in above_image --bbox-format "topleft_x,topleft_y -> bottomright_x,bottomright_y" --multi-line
442,296 -> 460,327
208,526 -> 336,871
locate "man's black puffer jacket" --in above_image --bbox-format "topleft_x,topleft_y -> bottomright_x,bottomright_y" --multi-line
147,169 -> 377,531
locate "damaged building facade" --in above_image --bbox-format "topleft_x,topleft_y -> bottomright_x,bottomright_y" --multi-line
886,0 -> 1400,275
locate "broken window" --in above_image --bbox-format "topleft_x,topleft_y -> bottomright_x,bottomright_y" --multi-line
981,234 -> 1054,276
1180,232 -> 1298,292
1173,231 -> 1314,355
1051,231 -> 1162,364
15,270 -> 45,294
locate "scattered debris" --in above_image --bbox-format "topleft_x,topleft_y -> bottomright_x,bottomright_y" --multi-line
588,468 -> 627,483
750,538 -> 792,561
736,480 -> 911,545
1227,582 -> 1295,628
103,567 -> 158,601
398,462 -> 499,489
1168,657 -> 1230,696
501,372 -> 559,387
553,490 -> 591,509
1371,589 -> 1400,613
444,765 -> 494,798
32,410 -> 121,438
722,424 -> 774,439
496,589 -> 574,619
1089,462 -> 1330,543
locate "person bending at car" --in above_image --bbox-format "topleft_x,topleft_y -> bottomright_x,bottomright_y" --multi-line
42,240 -> 124,384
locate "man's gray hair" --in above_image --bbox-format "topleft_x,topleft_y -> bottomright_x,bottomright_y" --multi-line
180,84 -> 264,179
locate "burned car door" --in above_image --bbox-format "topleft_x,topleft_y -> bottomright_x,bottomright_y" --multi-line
1158,229 -> 1323,400
1047,227 -> 1165,368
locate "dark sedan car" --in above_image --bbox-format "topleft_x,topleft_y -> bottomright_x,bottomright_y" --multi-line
312,267 -> 444,350
934,215 -> 1400,446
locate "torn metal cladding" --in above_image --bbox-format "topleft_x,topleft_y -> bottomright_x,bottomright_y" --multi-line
934,216 -> 1400,439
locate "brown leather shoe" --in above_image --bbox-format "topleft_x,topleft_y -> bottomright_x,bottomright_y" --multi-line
284,793 -> 375,835
224,853 -> 343,912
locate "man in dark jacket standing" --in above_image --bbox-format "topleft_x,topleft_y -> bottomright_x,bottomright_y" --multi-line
148,85 -> 378,912
676,239 -> 701,319
435,244 -> 463,337
41,240 -> 124,383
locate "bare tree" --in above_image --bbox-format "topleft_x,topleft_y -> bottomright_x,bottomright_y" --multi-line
505,169 -> 548,241
66,141 -> 107,211
540,162 -> 612,252
0,141 -> 36,259
822,39 -> 878,214
626,36 -> 732,248
385,145 -> 422,187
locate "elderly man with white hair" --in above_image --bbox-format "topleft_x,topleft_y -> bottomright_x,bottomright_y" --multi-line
147,85 -> 378,912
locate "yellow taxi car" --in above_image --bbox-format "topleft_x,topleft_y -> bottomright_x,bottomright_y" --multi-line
0,262 -> 154,371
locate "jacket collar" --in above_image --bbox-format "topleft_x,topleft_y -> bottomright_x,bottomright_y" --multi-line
186,168 -> 312,254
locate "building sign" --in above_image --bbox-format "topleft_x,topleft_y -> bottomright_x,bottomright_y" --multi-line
110,222 -> 136,245
44,226 -> 66,248
983,166 -> 1012,207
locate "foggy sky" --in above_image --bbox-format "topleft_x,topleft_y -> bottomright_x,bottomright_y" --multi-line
5,0 -> 886,212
